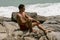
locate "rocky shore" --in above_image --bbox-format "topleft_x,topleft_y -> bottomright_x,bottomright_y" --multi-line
0,12 -> 60,40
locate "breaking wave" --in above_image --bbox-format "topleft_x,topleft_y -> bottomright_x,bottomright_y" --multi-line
0,3 -> 60,18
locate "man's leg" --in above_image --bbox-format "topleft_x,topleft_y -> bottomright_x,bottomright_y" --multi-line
26,20 -> 33,32
26,20 -> 39,32
27,21 -> 46,32
32,22 -> 50,33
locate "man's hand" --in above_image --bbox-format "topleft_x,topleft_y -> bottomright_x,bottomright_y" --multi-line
44,29 -> 51,34
36,21 -> 40,24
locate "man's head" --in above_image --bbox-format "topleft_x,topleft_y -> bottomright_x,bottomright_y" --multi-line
18,4 -> 25,12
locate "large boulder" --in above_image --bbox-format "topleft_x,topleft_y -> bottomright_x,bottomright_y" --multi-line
43,15 -> 60,31
11,12 -> 47,23
2,29 -> 57,40
41,15 -> 60,40
0,21 -> 20,40
47,15 -> 60,23
37,15 -> 47,23
0,12 -> 59,40
2,21 -> 19,34
0,21 -> 58,40
11,12 -> 37,22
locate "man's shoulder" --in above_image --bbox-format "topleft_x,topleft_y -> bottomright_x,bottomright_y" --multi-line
16,13 -> 21,17
17,12 -> 26,16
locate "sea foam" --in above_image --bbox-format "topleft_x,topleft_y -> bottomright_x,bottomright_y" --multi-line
0,3 -> 60,18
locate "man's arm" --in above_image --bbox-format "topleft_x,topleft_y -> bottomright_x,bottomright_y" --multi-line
25,13 -> 40,23
25,13 -> 33,19
16,14 -> 21,22
25,13 -> 37,21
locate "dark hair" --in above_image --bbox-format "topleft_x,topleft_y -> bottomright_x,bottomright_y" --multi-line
18,4 -> 25,10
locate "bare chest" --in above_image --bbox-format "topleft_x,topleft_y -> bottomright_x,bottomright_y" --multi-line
18,13 -> 27,23
20,14 -> 26,18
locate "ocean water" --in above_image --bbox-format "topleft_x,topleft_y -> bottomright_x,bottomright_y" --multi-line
0,3 -> 60,18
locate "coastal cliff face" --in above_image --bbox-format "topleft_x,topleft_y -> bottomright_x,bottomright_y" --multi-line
0,12 -> 60,40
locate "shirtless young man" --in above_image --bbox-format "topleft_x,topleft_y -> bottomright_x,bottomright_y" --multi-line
16,4 -> 50,33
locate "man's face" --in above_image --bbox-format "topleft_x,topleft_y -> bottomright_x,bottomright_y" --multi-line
20,7 -> 25,12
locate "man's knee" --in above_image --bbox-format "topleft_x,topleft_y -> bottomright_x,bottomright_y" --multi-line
32,22 -> 37,26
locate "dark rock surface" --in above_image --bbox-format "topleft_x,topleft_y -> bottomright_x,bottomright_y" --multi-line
11,12 -> 37,23
11,12 -> 46,23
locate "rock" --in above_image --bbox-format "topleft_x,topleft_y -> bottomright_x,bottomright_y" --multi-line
37,15 -> 47,23
2,21 -> 19,35
43,15 -> 60,32
0,33 -> 7,40
25,12 -> 37,19
11,12 -> 47,23
2,34 -> 17,40
39,32 -> 57,40
0,16 -> 12,27
11,12 -> 18,22
0,16 -> 11,22
13,31 -> 23,37
47,15 -> 60,20
42,23 -> 60,32
0,24 -> 6,33
0,12 -> 60,40
53,32 -> 60,40
43,20 -> 58,24
11,12 -> 37,22
47,15 -> 60,23
24,37 -> 36,40
1,30 -> 58,40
